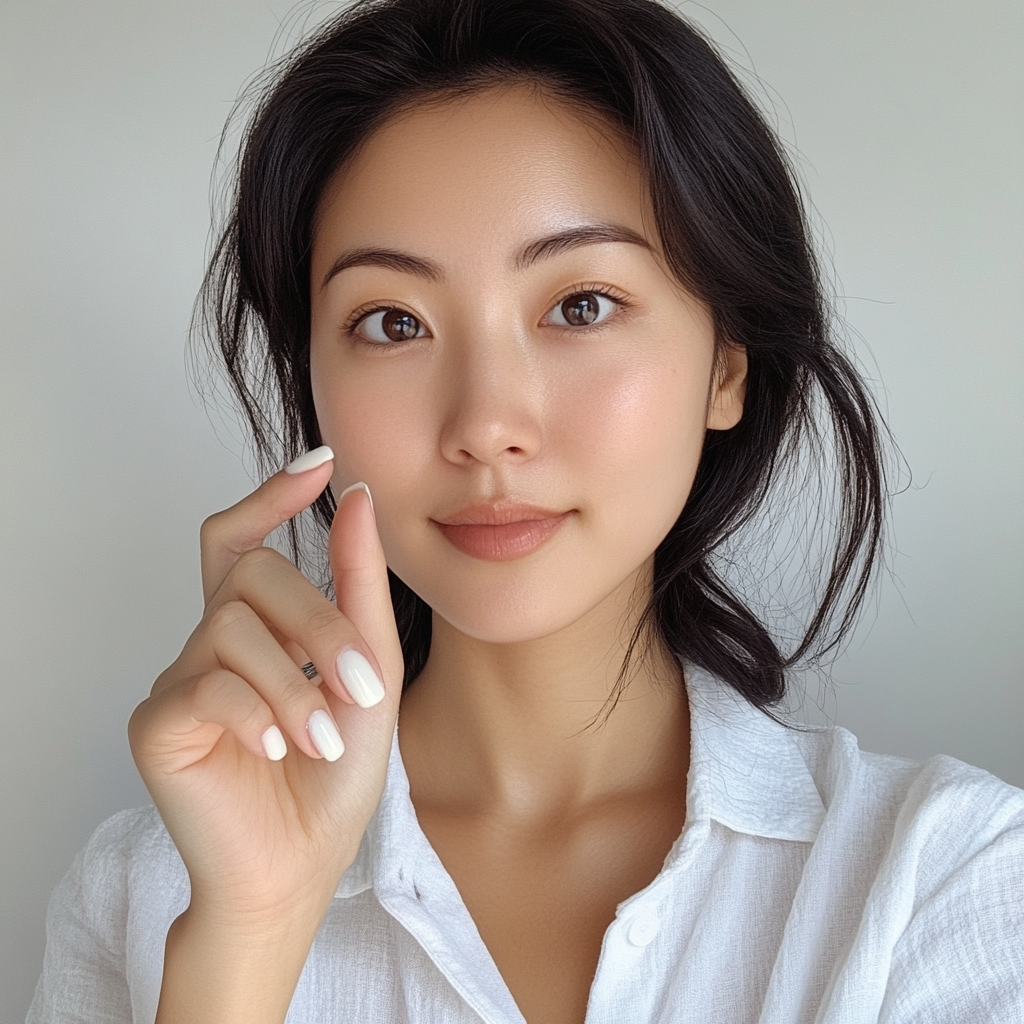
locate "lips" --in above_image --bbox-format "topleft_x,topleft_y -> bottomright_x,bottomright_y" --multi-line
432,502 -> 572,561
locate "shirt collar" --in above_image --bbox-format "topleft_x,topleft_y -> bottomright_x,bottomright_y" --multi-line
333,718 -> 432,901
682,664 -> 825,844
336,664 -> 825,898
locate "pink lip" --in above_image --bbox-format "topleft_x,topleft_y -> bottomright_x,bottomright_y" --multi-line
433,502 -> 572,561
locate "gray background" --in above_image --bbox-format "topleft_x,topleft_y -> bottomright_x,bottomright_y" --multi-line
1,0 -> 1021,1019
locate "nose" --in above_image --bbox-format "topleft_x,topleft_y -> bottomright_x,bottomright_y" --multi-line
438,327 -> 543,468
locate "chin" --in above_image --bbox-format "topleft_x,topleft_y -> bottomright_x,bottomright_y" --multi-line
437,605 -> 583,645
419,563 -> 645,647
386,525 -> 657,647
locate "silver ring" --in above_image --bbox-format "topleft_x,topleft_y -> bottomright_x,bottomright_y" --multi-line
300,661 -> 319,680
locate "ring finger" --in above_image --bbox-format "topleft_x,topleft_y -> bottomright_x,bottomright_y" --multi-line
207,599 -> 344,761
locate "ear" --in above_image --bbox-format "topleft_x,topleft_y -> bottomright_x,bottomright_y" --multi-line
706,341 -> 748,431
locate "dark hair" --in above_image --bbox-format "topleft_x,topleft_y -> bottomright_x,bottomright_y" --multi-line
197,0 -> 887,712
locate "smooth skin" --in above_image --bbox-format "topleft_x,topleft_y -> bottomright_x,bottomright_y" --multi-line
131,82 -> 746,1024
130,467 -> 403,1023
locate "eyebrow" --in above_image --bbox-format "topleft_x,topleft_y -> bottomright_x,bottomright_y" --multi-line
321,248 -> 443,290
320,222 -> 651,290
513,223 -> 651,270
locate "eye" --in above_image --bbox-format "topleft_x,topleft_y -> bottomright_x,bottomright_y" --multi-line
355,307 -> 426,344
547,291 -> 618,328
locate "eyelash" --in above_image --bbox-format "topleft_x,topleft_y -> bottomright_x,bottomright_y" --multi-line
341,304 -> 400,337
547,282 -> 632,331
341,282 -> 633,344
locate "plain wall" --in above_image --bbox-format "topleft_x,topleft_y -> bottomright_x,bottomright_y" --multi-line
1,0 -> 1021,1019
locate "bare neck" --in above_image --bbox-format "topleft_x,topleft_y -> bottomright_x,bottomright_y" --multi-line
397,578 -> 690,822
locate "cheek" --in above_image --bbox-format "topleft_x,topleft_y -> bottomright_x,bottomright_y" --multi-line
311,360 -> 433,498
308,330 -> 715,644
555,349 -> 711,523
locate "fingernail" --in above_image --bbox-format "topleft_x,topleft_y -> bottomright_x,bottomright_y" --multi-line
284,445 -> 334,475
337,648 -> 386,708
307,710 -> 345,761
261,725 -> 287,761
338,480 -> 374,516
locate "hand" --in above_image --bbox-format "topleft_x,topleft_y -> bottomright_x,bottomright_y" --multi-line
129,448 -> 403,928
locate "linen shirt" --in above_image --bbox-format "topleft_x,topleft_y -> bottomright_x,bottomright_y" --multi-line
28,667 -> 1024,1023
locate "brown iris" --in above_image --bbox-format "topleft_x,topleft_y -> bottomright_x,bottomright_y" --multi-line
380,309 -> 421,341
560,292 -> 601,326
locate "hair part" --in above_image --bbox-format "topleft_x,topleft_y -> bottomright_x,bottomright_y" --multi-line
195,0 -> 889,714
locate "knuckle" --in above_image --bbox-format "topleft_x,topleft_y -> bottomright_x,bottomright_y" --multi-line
305,604 -> 346,645
230,545 -> 284,584
206,599 -> 253,636
191,668 -> 232,709
199,510 -> 229,547
188,670 -> 217,706
150,664 -> 175,697
238,695 -> 272,734
272,673 -> 316,716
127,699 -> 151,747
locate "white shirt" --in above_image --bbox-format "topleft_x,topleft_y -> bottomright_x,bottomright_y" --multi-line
28,668 -> 1024,1023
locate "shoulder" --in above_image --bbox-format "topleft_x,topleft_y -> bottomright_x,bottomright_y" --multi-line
861,755 -> 1024,1017
794,718 -> 1022,815
880,750 -> 1024,841
788,727 -> 1024,1015
795,722 -> 1024,898
804,721 -> 1022,829
76,803 -> 184,879
28,807 -> 188,1024
55,804 -> 188,935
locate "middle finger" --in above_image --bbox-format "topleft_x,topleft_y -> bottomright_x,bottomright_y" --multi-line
207,598 -> 341,760
212,546 -> 385,710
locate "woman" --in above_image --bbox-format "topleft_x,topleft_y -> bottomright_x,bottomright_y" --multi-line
28,0 -> 1023,1021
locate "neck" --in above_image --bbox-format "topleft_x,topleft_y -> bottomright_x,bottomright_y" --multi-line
398,565 -> 690,820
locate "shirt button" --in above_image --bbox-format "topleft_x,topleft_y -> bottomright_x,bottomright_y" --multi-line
626,908 -> 660,947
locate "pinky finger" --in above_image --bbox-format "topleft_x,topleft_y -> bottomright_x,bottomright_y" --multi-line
131,668 -> 285,775
189,669 -> 287,761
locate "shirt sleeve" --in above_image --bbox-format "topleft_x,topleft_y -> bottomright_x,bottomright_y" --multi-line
26,811 -> 142,1024
879,813 -> 1024,1023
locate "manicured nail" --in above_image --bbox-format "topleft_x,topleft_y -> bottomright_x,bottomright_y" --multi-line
337,648 -> 386,708
284,445 -> 334,475
338,480 -> 374,515
261,725 -> 287,761
307,710 -> 345,761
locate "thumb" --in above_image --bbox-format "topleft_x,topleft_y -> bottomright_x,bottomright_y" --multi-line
200,446 -> 335,605
328,483 -> 404,694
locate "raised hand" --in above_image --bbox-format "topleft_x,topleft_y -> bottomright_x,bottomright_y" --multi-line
128,447 -> 404,1023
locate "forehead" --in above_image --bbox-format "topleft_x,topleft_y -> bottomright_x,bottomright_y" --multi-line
312,83 -> 654,268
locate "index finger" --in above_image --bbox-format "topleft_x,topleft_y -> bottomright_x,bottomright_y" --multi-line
199,446 -> 334,605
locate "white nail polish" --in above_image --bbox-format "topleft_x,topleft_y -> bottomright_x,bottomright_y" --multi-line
337,648 -> 386,708
284,445 -> 334,475
338,480 -> 374,515
307,709 -> 345,761
261,725 -> 287,761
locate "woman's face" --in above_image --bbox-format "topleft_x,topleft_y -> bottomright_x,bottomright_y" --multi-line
310,83 -> 744,645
